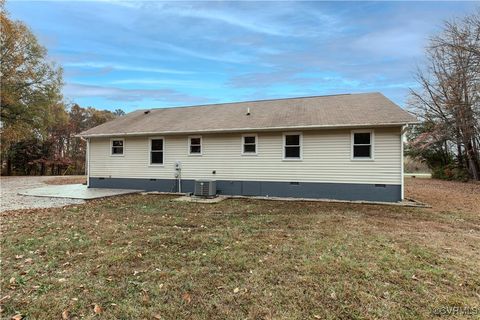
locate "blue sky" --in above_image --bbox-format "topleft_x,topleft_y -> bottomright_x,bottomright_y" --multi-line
7,1 -> 477,112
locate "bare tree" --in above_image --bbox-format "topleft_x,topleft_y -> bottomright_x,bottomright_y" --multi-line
409,10 -> 480,180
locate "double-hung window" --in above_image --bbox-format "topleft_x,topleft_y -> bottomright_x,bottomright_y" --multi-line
352,130 -> 374,160
283,133 -> 302,160
111,138 -> 124,156
242,134 -> 257,155
189,136 -> 202,155
150,138 -> 164,165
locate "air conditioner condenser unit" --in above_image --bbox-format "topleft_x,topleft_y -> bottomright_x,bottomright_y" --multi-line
194,180 -> 217,197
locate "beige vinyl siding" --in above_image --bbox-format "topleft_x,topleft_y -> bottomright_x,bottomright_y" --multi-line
89,127 -> 402,185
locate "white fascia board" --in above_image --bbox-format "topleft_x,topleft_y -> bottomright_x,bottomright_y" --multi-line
79,122 -> 416,138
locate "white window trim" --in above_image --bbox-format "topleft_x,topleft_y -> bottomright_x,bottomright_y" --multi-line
241,133 -> 258,156
110,138 -> 125,157
282,132 -> 303,161
188,135 -> 202,156
148,137 -> 165,167
351,129 -> 375,161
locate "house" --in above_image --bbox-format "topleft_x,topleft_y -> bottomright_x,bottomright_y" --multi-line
79,92 -> 417,202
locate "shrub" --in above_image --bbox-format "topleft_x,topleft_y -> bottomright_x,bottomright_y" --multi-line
432,165 -> 469,181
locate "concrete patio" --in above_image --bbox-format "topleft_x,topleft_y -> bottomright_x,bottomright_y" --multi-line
18,184 -> 143,200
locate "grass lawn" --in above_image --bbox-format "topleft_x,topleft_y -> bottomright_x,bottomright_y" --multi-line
1,179 -> 479,319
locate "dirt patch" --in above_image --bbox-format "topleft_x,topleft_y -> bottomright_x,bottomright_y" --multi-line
44,176 -> 86,185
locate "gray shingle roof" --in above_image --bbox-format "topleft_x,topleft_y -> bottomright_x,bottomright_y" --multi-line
79,92 -> 417,137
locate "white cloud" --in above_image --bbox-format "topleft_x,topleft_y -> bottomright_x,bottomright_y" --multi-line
352,27 -> 427,58
64,62 -> 194,74
163,5 -> 288,37
158,42 -> 252,64
64,83 -> 211,104
115,2 -> 341,38
110,78 -> 217,89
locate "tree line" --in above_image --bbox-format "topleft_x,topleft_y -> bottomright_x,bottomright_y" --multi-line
407,10 -> 480,181
0,1 -> 124,176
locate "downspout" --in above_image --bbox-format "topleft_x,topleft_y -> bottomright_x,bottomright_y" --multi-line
400,125 -> 408,201
75,135 -> 90,188
80,137 -> 90,188
87,138 -> 90,187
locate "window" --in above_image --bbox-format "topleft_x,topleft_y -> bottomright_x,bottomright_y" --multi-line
150,138 -> 164,165
189,136 -> 202,155
111,138 -> 124,156
242,134 -> 257,155
283,133 -> 302,160
352,130 -> 374,160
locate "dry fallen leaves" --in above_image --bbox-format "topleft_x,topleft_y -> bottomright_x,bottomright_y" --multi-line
142,291 -> 150,303
62,309 -> 69,319
233,288 -> 240,294
181,293 -> 191,304
93,304 -> 102,314
11,314 -> 22,320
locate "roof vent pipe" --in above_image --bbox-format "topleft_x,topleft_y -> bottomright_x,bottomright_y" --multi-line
246,107 -> 250,116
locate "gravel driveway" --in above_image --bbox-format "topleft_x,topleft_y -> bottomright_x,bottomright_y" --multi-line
0,176 -> 86,212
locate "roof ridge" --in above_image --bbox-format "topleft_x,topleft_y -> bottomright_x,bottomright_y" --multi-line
142,92 -> 379,112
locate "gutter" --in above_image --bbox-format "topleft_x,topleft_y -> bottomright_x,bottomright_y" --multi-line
77,121 -> 420,138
